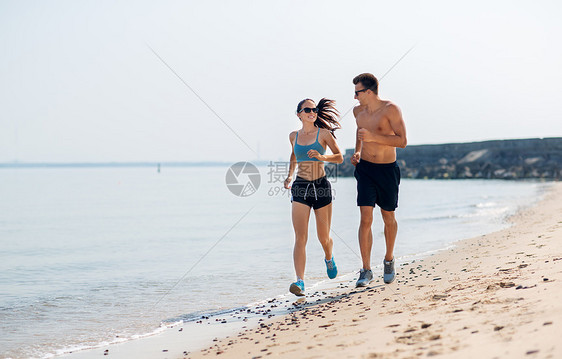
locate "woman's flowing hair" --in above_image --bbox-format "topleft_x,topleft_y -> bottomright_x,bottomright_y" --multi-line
296,98 -> 341,138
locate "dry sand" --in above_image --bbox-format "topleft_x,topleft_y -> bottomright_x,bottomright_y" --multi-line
185,182 -> 562,359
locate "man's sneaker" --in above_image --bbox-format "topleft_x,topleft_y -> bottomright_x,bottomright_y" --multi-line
383,258 -> 396,284
289,279 -> 305,296
325,256 -> 338,279
355,269 -> 373,287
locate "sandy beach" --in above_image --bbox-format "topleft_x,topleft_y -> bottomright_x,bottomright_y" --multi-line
60,182 -> 561,359
183,182 -> 562,359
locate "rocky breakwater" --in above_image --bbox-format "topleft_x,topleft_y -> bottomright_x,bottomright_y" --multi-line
332,138 -> 561,180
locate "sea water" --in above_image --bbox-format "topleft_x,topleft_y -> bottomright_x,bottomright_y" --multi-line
0,166 -> 548,358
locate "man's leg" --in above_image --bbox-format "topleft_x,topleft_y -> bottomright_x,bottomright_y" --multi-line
359,206 -> 374,270
380,209 -> 397,261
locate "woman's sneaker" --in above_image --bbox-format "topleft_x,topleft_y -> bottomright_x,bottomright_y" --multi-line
289,279 -> 305,296
325,257 -> 338,279
355,269 -> 373,287
383,258 -> 396,283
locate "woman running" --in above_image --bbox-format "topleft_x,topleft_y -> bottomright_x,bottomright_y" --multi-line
284,98 -> 343,296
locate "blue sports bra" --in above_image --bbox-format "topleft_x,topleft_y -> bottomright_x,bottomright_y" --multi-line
294,129 -> 326,162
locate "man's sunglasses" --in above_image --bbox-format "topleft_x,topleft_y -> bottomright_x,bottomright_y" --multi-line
355,88 -> 369,96
299,107 -> 319,114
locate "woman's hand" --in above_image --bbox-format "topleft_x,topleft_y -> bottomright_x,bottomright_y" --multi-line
284,176 -> 293,189
307,149 -> 324,161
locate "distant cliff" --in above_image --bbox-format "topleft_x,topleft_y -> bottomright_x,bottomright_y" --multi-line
332,138 -> 562,180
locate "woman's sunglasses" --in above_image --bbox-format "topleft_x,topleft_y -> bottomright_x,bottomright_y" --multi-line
299,107 -> 319,114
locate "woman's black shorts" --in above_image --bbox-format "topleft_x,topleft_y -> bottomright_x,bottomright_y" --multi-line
291,176 -> 332,210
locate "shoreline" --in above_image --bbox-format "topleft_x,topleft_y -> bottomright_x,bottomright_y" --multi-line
56,182 -> 562,359
184,182 -> 561,358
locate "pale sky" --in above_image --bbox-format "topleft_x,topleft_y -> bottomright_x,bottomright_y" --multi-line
1,0 -> 561,163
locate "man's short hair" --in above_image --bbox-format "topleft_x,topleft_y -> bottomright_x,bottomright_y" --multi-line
353,73 -> 379,95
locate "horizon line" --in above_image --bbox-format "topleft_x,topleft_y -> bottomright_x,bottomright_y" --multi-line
1,137 -> 560,167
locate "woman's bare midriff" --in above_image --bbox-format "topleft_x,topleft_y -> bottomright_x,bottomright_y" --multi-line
296,162 -> 326,181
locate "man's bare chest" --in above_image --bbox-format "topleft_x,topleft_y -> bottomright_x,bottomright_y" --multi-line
357,112 -> 389,132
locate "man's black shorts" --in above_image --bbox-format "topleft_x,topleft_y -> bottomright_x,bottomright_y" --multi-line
291,176 -> 332,210
354,160 -> 400,211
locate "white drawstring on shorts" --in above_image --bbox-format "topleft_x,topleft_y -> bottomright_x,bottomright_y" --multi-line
303,183 -> 318,201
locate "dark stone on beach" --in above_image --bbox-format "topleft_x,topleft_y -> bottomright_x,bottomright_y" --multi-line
421,323 -> 432,329
494,326 -> 504,331
516,284 -> 537,290
526,350 -> 539,355
500,282 -> 516,288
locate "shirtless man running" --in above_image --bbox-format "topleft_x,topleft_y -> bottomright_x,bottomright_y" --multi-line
351,73 -> 407,287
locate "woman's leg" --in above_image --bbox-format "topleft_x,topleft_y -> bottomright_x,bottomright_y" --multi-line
314,203 -> 333,260
292,201 -> 312,280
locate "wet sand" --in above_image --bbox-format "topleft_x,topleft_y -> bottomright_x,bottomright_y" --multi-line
185,182 -> 562,359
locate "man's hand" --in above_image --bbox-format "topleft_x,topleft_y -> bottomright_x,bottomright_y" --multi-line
357,128 -> 375,143
350,152 -> 360,166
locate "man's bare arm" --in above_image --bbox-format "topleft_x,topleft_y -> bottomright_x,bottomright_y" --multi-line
350,107 -> 362,165
357,104 -> 407,148
354,128 -> 362,154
